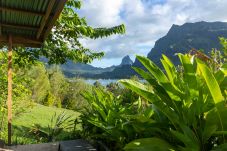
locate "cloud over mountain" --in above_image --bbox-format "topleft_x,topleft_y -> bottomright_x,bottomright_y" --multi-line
78,0 -> 227,67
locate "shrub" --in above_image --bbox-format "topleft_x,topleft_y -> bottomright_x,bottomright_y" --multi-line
62,78 -> 92,110
77,88 -> 155,150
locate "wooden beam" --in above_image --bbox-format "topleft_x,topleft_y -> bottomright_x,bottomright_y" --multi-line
12,43 -> 41,48
0,35 -> 42,47
13,36 -> 42,45
36,0 -> 56,39
1,23 -> 39,31
43,0 -> 68,40
0,7 -> 45,16
7,35 -> 13,146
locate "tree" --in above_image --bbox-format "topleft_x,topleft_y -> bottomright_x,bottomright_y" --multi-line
14,0 -> 126,65
62,78 -> 92,110
48,66 -> 69,107
28,64 -> 51,104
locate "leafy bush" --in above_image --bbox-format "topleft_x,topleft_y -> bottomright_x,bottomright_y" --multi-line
48,67 -> 69,107
78,88 -> 154,150
120,54 -> 227,151
62,78 -> 92,110
28,64 -> 51,104
106,76 -> 142,104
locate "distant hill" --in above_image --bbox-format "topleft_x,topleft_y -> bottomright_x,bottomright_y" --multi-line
134,21 -> 227,67
80,65 -> 136,79
61,60 -> 116,76
62,55 -> 133,78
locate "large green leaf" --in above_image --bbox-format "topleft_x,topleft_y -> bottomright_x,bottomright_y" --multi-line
124,137 -> 175,151
206,102 -> 227,132
136,55 -> 168,83
197,59 -> 226,138
132,67 -> 181,114
120,79 -> 180,129
119,79 -> 155,102
197,59 -> 224,104
178,54 -> 198,101
136,55 -> 184,101
161,54 -> 177,83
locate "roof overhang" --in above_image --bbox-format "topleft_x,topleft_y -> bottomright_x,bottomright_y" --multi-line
0,0 -> 67,48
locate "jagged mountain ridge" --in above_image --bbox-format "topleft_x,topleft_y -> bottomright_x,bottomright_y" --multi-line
134,21 -> 227,67
61,60 -> 116,75
62,55 -> 133,78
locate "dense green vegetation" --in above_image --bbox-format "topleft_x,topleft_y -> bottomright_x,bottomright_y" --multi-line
73,40 -> 226,151
0,54 -> 86,144
122,54 -> 226,150
0,1 -> 227,151
0,40 -> 226,151
0,49 -> 137,145
0,38 -> 226,150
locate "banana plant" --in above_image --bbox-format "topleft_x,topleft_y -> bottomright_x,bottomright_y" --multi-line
120,54 -> 227,151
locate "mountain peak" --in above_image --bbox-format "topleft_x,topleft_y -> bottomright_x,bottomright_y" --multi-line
120,55 -> 133,66
145,21 -> 227,66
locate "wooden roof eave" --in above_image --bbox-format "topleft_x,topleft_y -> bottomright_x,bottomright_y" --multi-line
0,6 -> 45,17
0,35 -> 42,47
0,0 -> 68,48
42,0 -> 68,40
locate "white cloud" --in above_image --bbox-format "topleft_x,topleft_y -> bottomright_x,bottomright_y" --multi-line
78,0 -> 227,67
79,0 -> 124,26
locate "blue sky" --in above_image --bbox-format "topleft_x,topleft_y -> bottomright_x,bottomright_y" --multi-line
78,0 -> 227,67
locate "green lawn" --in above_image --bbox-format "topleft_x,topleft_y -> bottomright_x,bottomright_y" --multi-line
14,104 -> 80,128
5,104 -> 80,144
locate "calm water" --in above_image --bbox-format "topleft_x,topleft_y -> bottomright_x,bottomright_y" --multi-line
85,79 -> 119,86
84,79 -> 146,86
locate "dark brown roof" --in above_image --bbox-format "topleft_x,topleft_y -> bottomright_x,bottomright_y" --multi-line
0,0 -> 67,47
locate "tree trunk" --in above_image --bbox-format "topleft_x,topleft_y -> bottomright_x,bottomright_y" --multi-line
7,35 -> 12,146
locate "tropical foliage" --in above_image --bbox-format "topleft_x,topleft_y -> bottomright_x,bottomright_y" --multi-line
73,45 -> 226,151
1,2 -> 227,150
120,54 -> 227,151
77,88 -> 153,150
